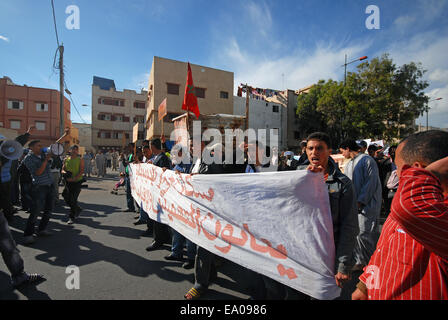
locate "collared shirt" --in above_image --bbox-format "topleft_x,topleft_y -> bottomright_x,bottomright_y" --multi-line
359,167 -> 448,300
24,153 -> 53,186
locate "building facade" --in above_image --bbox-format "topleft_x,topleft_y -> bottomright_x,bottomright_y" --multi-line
72,122 -> 92,152
145,57 -> 234,141
0,76 -> 72,147
91,76 -> 147,151
233,95 -> 287,149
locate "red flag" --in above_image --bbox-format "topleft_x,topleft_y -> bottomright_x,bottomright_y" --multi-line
181,62 -> 200,118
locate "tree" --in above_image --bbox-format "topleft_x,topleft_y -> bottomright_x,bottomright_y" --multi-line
296,54 -> 429,146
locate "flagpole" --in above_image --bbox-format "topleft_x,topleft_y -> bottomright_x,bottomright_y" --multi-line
245,83 -> 249,132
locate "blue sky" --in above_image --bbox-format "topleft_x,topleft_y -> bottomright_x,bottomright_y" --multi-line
1,0 -> 447,128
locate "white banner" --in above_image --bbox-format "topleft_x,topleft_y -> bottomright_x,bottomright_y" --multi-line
129,164 -> 341,300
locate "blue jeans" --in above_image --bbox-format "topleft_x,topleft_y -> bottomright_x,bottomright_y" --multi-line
24,184 -> 54,236
125,176 -> 135,211
171,229 -> 196,260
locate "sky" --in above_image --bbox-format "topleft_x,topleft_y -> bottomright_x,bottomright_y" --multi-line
1,0 -> 447,128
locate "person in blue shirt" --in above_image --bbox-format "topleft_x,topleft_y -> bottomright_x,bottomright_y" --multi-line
22,140 -> 55,245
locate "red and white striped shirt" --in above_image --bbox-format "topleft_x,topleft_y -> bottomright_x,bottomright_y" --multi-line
359,166 -> 448,300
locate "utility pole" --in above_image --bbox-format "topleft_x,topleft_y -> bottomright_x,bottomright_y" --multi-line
59,44 -> 65,136
245,83 -> 250,132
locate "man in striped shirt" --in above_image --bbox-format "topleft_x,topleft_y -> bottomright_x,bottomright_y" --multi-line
352,130 -> 448,300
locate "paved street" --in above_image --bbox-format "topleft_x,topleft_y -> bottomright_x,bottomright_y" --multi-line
0,171 -> 365,300
0,172 -> 253,300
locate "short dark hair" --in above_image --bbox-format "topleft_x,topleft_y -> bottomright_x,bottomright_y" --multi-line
70,145 -> 79,150
28,140 -> 40,148
128,143 -> 135,147
151,138 -> 162,150
367,144 -> 379,153
359,140 -> 368,148
339,139 -> 360,152
306,132 -> 331,149
299,140 -> 307,149
400,130 -> 448,165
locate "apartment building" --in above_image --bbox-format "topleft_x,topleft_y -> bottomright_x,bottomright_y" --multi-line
233,95 -> 287,149
0,76 -> 72,146
91,76 -> 147,150
145,57 -> 234,140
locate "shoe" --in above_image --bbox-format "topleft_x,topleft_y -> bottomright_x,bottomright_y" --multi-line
146,241 -> 163,251
134,220 -> 146,226
123,208 -> 135,212
164,254 -> 184,262
23,235 -> 37,245
134,215 -> 141,220
182,260 -> 195,269
67,218 -> 75,225
12,272 -> 45,288
36,229 -> 53,237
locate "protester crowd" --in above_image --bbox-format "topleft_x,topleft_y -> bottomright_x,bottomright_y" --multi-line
1,127 -> 447,300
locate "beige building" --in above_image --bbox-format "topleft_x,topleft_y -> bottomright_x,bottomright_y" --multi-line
72,122 -> 92,152
145,57 -> 234,141
91,76 -> 147,150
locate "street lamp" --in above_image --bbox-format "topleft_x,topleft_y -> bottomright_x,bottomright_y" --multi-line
426,97 -> 443,131
343,55 -> 368,85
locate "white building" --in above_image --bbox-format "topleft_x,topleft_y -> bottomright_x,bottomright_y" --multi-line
233,96 -> 287,149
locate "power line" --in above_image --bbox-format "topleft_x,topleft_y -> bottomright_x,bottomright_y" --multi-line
64,80 -> 88,124
50,0 -> 60,47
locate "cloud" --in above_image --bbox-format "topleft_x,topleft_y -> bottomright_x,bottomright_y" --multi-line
0,35 -> 9,42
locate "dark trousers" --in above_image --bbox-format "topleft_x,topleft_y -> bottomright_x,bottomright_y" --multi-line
0,211 -> 24,278
153,221 -> 171,244
24,185 -> 54,236
20,182 -> 32,211
62,181 -> 82,219
194,246 -> 216,289
0,182 -> 13,218
125,176 -> 135,211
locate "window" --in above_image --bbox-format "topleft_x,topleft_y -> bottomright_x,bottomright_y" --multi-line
114,114 -> 124,122
8,100 -> 24,110
36,103 -> 48,112
220,91 -> 229,99
167,83 -> 180,95
272,105 -> 279,113
195,87 -> 206,99
35,121 -> 46,131
10,120 -> 21,129
104,114 -> 112,121
134,101 -> 146,109
98,98 -> 124,106
0,121 -> 3,127
134,116 -> 144,123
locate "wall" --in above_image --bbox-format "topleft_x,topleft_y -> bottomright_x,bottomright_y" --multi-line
145,56 -> 234,140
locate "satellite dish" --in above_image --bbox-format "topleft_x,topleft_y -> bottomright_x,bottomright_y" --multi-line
0,140 -> 24,160
50,143 -> 64,156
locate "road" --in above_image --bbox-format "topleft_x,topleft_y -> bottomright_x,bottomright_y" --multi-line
0,172 -> 252,300
0,171 -> 363,300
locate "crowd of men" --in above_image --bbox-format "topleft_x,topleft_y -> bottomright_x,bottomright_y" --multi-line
1,127 -> 447,299
120,130 -> 448,300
